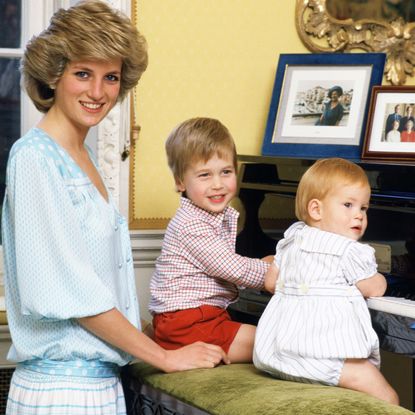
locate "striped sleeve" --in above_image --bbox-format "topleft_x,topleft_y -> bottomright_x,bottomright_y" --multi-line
342,243 -> 378,284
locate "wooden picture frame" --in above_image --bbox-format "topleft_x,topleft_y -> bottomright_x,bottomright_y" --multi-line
362,86 -> 415,162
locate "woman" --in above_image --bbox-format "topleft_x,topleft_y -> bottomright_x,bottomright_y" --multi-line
315,85 -> 344,126
401,119 -> 415,142
1,2 -> 227,414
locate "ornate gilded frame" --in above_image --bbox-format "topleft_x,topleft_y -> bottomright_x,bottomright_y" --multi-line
296,0 -> 415,85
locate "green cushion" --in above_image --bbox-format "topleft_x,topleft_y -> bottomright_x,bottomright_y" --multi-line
126,362 -> 413,415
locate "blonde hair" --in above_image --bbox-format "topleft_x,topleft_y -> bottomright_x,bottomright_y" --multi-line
295,158 -> 370,223
21,0 -> 148,112
165,117 -> 237,182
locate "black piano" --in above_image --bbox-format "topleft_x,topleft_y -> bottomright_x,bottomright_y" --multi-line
232,155 -> 415,360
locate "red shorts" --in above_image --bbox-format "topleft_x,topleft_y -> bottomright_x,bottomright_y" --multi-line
152,305 -> 241,353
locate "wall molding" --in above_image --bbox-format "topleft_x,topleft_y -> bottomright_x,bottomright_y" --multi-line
129,218 -> 170,230
130,230 -> 164,267
96,0 -> 131,213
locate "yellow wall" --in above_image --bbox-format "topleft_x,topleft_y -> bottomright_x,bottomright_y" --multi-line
131,1 -> 307,227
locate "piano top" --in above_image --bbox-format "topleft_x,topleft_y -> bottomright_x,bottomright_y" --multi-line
238,154 -> 415,168
367,297 -> 415,319
237,154 -> 415,207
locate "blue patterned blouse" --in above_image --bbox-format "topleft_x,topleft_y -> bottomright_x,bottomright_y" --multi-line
1,127 -> 140,366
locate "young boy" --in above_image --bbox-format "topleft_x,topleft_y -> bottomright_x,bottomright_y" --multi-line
149,117 -> 271,363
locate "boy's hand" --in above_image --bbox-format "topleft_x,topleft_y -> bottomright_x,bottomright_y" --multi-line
264,262 -> 279,294
261,255 -> 274,264
162,342 -> 230,372
264,274 -> 277,293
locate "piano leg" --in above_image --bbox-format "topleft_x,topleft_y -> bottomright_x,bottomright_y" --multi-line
371,310 -> 415,410
236,188 -> 278,258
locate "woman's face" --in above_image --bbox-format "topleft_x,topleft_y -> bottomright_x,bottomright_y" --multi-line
52,58 -> 122,132
407,120 -> 414,131
330,90 -> 339,102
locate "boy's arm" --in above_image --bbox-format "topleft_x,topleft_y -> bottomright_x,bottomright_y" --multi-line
264,262 -> 279,294
355,272 -> 387,298
182,223 -> 269,289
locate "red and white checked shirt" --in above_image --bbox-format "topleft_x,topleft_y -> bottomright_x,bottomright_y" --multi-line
149,197 -> 269,314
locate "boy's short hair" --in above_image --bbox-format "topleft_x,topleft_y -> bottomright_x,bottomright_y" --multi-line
165,117 -> 237,182
21,0 -> 148,113
295,158 -> 370,223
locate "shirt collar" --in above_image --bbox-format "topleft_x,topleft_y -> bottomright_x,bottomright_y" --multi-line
180,197 -> 238,228
284,221 -> 354,256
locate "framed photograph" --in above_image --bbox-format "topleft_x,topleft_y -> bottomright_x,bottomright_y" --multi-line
261,53 -> 386,159
362,86 -> 415,162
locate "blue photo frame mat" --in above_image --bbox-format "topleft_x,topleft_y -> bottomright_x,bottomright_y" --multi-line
261,53 -> 386,160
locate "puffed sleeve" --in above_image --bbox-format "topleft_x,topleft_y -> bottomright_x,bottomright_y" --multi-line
6,147 -> 115,320
342,242 -> 378,285
274,222 -> 305,268
274,241 -> 283,268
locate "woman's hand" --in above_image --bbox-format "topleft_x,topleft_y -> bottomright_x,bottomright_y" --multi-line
161,342 -> 230,372
79,308 -> 230,373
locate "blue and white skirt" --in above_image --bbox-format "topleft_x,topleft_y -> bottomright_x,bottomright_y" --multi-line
6,360 -> 126,415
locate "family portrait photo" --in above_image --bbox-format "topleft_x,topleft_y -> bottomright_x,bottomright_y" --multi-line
382,103 -> 415,143
363,86 -> 415,161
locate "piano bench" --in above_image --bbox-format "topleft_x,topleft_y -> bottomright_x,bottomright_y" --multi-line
122,362 -> 413,415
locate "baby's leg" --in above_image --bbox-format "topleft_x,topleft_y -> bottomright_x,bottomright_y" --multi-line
227,324 -> 256,363
339,358 -> 399,405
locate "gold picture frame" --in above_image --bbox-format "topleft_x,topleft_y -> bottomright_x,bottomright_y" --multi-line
296,0 -> 415,85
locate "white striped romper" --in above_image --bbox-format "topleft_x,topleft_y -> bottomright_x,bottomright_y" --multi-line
253,222 -> 380,386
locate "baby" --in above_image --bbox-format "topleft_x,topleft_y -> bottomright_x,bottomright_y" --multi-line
253,157 -> 399,405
